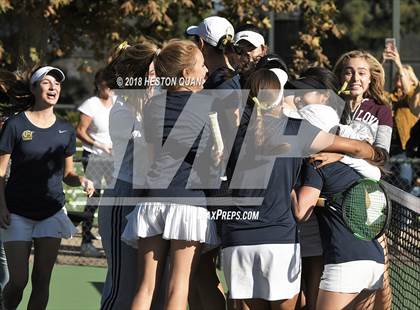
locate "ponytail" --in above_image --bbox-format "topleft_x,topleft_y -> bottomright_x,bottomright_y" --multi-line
0,69 -> 35,115
104,41 -> 158,116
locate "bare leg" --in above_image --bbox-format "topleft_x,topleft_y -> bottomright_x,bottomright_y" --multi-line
131,235 -> 169,310
242,299 -> 270,310
317,289 -> 376,310
270,294 -> 299,310
3,241 -> 32,310
189,248 -> 225,310
165,240 -> 201,310
374,236 -> 391,310
27,237 -> 61,310
301,256 -> 323,310
232,295 -> 298,310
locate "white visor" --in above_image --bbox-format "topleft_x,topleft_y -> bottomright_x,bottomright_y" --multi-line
30,66 -> 65,85
256,68 -> 288,111
234,31 -> 265,47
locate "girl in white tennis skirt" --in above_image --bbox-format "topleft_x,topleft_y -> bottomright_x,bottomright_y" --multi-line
0,66 -> 94,310
121,40 -> 220,310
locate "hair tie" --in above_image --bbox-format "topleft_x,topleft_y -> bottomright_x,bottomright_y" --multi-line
252,97 -> 263,118
222,34 -> 233,46
116,41 -> 130,52
338,80 -> 350,95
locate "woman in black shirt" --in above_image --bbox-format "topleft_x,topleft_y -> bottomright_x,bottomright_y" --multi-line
0,66 -> 94,310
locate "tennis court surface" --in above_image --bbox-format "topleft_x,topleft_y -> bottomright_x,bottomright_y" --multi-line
17,265 -> 106,310
18,181 -> 420,310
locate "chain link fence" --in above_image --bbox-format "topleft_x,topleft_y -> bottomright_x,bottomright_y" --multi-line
58,156 -> 114,267
383,157 -> 420,196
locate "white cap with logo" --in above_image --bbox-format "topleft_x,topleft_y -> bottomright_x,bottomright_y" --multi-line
234,30 -> 265,48
186,16 -> 234,47
30,66 -> 65,85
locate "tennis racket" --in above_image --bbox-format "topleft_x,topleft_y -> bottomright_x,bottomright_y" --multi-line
327,179 -> 391,240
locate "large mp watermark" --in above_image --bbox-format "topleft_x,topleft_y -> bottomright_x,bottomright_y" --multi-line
83,87 -> 370,207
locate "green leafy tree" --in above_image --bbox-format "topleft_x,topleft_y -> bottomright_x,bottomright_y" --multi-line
219,0 -> 343,75
0,0 -> 343,75
0,0 -> 212,70
332,0 -> 420,55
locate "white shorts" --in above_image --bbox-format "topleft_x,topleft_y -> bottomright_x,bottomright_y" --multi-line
121,202 -> 219,248
298,214 -> 323,257
222,243 -> 301,301
320,260 -> 384,293
1,208 -> 77,242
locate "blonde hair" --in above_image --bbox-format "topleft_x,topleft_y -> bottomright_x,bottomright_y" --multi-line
154,39 -> 200,90
334,50 -> 389,107
402,64 -> 419,87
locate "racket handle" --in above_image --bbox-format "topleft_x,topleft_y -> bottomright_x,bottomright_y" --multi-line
209,112 -> 224,154
316,198 -> 326,207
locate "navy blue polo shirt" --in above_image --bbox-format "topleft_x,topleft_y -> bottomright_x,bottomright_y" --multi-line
143,91 -> 214,201
300,160 -> 385,265
221,116 -> 320,247
203,67 -> 240,93
0,112 -> 76,220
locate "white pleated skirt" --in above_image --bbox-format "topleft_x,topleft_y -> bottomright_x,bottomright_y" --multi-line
222,243 -> 301,301
121,202 -> 219,248
298,214 -> 323,257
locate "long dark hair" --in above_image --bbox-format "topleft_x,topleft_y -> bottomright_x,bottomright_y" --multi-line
0,67 -> 37,115
103,41 -> 157,115
299,67 -> 343,115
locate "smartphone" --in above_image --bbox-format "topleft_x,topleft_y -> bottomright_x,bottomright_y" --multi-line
385,38 -> 396,51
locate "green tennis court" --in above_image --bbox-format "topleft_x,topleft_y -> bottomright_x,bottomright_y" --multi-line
17,265 -> 106,310
14,261 -> 418,309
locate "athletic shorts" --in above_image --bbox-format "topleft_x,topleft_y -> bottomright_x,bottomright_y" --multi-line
320,260 -> 384,293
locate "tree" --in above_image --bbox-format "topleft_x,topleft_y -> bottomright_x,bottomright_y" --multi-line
328,0 -> 420,59
0,0 -> 212,70
0,0 -> 343,75
217,0 -> 343,75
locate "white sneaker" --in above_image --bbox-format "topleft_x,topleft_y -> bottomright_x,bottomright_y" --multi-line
80,243 -> 102,258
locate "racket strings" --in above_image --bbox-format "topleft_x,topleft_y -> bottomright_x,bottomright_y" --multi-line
343,181 -> 389,240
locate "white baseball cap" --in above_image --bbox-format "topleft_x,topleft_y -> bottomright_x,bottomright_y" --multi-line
186,16 -> 234,47
234,30 -> 265,47
30,66 -> 65,85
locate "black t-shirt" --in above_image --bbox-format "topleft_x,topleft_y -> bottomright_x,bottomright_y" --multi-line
221,116 -> 320,247
143,91 -> 214,202
0,112 -> 76,220
300,161 -> 385,265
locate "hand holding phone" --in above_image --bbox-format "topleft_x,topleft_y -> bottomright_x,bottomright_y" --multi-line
385,38 -> 396,51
